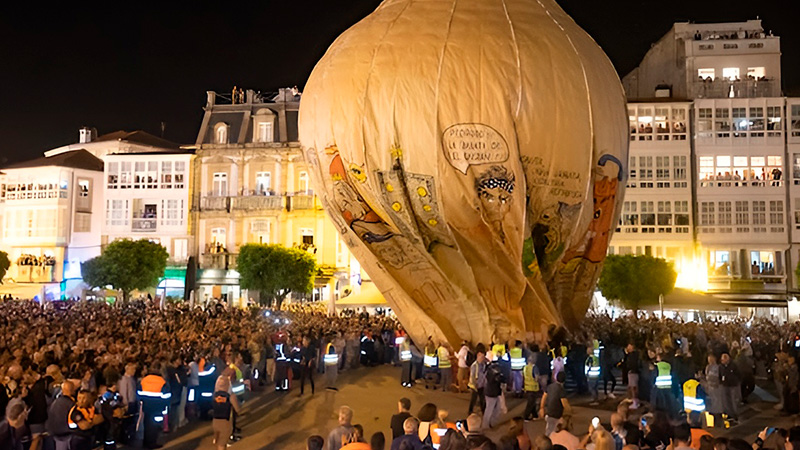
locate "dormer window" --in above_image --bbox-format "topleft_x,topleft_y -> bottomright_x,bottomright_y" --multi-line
253,108 -> 276,143
215,123 -> 229,144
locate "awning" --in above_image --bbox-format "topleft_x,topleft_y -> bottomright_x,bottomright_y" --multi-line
335,282 -> 387,307
640,288 -> 787,312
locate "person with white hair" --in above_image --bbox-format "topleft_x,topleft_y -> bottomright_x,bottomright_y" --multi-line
212,375 -> 241,450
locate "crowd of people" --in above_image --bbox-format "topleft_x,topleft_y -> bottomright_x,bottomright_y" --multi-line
5,296 -> 800,450
0,299 -> 402,449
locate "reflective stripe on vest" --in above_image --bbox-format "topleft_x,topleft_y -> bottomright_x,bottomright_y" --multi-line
139,375 -> 171,400
523,365 -> 538,392
395,336 -> 406,346
510,348 -> 524,370
655,361 -> 672,389
400,350 -> 412,361
324,343 -> 339,365
438,348 -> 451,368
684,396 -> 706,411
586,355 -> 600,378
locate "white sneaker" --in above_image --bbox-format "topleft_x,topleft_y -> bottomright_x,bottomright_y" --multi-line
608,393 -> 617,399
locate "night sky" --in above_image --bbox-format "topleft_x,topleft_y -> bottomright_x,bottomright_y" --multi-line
1,1 -> 797,165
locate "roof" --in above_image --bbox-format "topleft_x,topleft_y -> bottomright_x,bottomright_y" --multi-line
95,130 -> 181,149
2,149 -> 104,171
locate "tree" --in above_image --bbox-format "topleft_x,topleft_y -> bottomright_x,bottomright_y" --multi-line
0,251 -> 10,283
237,243 -> 317,309
82,239 -> 169,301
597,254 -> 677,313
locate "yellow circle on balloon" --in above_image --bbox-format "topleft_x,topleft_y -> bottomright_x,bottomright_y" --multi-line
417,187 -> 428,197
428,218 -> 438,226
386,183 -> 394,192
392,202 -> 402,211
422,205 -> 432,212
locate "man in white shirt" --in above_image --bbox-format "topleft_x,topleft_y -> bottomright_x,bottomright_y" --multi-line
456,341 -> 471,393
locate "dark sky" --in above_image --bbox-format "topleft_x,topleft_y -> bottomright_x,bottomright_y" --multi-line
1,1 -> 797,165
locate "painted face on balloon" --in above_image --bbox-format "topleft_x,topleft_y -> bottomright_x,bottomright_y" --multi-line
476,166 -> 515,241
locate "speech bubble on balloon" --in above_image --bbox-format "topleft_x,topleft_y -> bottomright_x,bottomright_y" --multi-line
442,123 -> 509,174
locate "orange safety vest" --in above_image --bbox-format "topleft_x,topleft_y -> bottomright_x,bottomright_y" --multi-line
139,374 -> 171,401
431,422 -> 458,446
67,405 -> 96,430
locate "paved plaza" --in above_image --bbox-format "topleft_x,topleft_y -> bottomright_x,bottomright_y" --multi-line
148,365 -> 796,450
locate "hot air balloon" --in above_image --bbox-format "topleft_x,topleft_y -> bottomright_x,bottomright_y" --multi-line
299,0 -> 628,347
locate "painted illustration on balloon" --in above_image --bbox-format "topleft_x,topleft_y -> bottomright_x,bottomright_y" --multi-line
522,201 -> 582,279
328,148 -> 394,244
475,165 -> 515,243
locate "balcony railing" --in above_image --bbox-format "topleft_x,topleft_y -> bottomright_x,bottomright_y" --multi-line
690,78 -> 779,99
200,252 -> 238,270
132,218 -> 157,232
287,195 -> 315,211
200,196 -> 231,211
13,265 -> 55,283
232,195 -> 283,211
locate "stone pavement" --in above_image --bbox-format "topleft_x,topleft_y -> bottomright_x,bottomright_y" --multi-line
147,365 -> 797,450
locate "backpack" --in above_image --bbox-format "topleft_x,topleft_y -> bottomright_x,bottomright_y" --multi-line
466,350 -> 476,368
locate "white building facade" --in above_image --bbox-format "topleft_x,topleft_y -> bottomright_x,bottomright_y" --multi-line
0,150 -> 104,299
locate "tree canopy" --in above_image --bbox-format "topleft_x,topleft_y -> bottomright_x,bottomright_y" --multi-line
597,254 -> 677,312
0,251 -> 10,283
81,239 -> 169,301
237,243 -> 317,308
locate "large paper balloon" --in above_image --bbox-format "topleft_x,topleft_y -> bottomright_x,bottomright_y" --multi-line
299,0 -> 628,347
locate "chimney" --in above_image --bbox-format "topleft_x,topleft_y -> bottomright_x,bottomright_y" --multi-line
207,91 -> 216,107
246,89 -> 255,104
79,127 -> 96,143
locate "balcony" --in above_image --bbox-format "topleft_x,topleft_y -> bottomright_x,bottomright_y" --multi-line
287,195 -> 315,211
13,265 -> 55,283
200,252 -> 238,270
200,196 -> 231,212
232,195 -> 283,211
690,78 -> 779,99
132,218 -> 157,232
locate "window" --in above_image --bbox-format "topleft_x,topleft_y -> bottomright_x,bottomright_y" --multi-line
622,201 -> 638,226
673,155 -> 687,185
120,162 -> 132,189
656,156 -> 670,180
750,251 -> 776,276
640,201 -> 655,226
712,251 -> 731,276
215,123 -> 229,144
732,107 -> 748,136
301,228 -> 314,246
657,201 -> 672,226
675,201 -> 689,226
106,199 -> 129,226
715,108 -> 731,137
210,228 -> 226,252
722,67 -> 740,80
174,161 -> 186,189
251,220 -> 271,244
718,201 -> 732,225
750,107 -> 765,135
107,162 -> 119,189
697,108 -> 713,137
698,68 -> 715,80
298,171 -> 310,193
767,106 -> 782,136
753,201 -> 766,225
257,122 -> 273,143
212,173 -> 228,196
747,67 -> 765,79
74,213 -> 91,232
735,201 -> 749,225
794,154 -> 800,185
161,199 -> 184,226
160,161 -> 173,188
134,162 -> 146,189
256,172 -> 272,195
792,105 -> 800,137
146,161 -> 158,189
770,200 -> 784,225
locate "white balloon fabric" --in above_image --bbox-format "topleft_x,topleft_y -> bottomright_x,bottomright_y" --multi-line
299,0 -> 628,347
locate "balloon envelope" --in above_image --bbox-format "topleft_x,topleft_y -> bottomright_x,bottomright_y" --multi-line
300,0 -> 628,347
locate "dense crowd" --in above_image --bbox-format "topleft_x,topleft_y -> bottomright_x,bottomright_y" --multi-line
0,299 -> 401,450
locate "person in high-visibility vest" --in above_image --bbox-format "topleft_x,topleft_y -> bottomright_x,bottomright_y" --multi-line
197,356 -> 218,419
423,339 -> 439,390
683,379 -> 706,414
509,340 -> 525,395
68,389 -> 104,450
522,356 -> 541,420
399,337 -> 413,387
438,344 -> 453,392
137,362 -> 172,449
274,340 -> 290,392
652,354 -> 676,415
212,375 -> 242,450
324,338 -> 339,391
586,344 -> 601,404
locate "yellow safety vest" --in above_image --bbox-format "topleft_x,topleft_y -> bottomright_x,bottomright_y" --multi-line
655,361 -> 672,389
523,364 -> 540,392
683,379 -> 705,412
492,344 -> 506,362
438,347 -> 451,369
324,343 -> 339,366
510,347 -> 525,370
586,355 -> 600,379
400,340 -> 412,362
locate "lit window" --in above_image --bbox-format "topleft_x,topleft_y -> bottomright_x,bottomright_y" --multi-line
215,123 -> 229,144
722,67 -> 740,80
213,173 -> 228,196
698,68 -> 715,80
298,171 -> 310,194
747,67 -> 765,79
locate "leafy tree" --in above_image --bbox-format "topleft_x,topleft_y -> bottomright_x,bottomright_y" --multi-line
0,251 -> 10,283
598,254 -> 677,313
82,239 -> 169,301
237,243 -> 317,309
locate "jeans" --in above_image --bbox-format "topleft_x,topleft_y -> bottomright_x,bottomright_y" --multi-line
468,387 -> 485,415
483,395 -> 501,429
